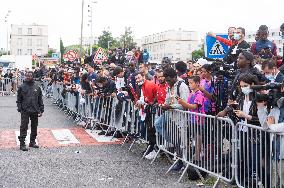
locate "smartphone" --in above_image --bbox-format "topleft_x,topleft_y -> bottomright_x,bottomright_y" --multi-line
230,103 -> 239,110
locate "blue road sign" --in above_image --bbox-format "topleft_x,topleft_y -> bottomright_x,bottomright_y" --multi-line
52,53 -> 60,59
205,34 -> 229,59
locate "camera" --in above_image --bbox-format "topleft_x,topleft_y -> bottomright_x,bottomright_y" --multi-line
251,82 -> 283,91
229,103 -> 240,110
251,82 -> 284,111
211,61 -> 235,78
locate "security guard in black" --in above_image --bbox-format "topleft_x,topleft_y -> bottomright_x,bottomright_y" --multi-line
16,71 -> 44,151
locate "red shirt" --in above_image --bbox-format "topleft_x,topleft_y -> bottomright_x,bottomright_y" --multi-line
216,36 -> 237,47
157,83 -> 168,105
142,80 -> 158,104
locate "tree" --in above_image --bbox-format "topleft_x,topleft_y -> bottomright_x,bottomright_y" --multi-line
60,38 -> 65,63
98,30 -> 116,49
191,44 -> 205,61
120,27 -> 136,50
47,49 -> 56,57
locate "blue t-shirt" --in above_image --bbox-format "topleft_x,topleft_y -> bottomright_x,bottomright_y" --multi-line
87,72 -> 97,82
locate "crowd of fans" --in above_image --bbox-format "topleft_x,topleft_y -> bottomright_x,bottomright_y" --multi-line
1,23 -> 284,186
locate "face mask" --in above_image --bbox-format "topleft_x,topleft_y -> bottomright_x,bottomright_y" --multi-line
233,33 -> 241,41
137,81 -> 144,86
265,74 -> 275,82
241,86 -> 252,95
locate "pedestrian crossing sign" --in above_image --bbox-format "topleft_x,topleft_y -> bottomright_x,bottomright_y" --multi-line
205,34 -> 229,59
93,47 -> 108,63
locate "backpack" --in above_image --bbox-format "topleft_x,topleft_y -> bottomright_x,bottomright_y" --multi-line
176,80 -> 184,97
180,73 -> 189,86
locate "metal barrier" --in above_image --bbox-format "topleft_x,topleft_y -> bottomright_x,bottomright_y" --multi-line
235,122 -> 284,188
0,78 -> 12,96
0,77 -> 33,96
150,109 -> 236,185
48,82 -> 284,187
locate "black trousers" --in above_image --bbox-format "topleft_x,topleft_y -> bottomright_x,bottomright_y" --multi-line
19,112 -> 38,141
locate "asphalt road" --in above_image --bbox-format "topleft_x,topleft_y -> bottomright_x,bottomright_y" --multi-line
0,96 -> 201,188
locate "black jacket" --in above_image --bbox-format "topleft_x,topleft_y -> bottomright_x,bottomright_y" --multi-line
225,92 -> 260,126
16,81 -> 44,113
223,40 -> 250,68
95,79 -> 116,96
229,67 -> 266,100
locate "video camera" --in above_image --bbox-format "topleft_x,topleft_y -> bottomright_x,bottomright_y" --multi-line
251,82 -> 284,111
203,57 -> 236,78
211,61 -> 235,78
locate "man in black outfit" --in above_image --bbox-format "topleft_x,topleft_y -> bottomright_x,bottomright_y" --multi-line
223,27 -> 250,68
16,71 -> 44,151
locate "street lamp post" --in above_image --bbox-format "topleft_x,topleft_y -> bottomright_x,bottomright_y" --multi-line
87,1 -> 97,56
4,10 -> 11,55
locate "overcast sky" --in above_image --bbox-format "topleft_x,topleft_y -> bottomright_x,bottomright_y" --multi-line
1,0 -> 283,51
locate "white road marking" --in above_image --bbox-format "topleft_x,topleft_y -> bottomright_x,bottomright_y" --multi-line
85,130 -> 118,142
51,129 -> 80,145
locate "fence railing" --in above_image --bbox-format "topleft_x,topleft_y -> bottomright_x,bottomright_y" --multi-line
43,81 -> 284,187
0,77 -> 24,96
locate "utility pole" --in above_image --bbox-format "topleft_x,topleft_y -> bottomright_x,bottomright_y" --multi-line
107,41 -> 111,50
80,0 -> 84,58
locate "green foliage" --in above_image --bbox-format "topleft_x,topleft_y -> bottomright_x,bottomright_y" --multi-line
192,44 -> 205,61
60,39 -> 65,63
98,30 -> 116,49
120,27 -> 136,50
47,49 -> 56,57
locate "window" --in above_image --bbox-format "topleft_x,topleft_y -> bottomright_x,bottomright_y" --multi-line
38,28 -> 42,35
27,49 -> 32,55
18,28 -> 22,35
176,43 -> 180,50
28,28 -> 32,35
37,39 -> 42,46
37,49 -> 42,56
17,49 -> 22,55
17,38 -> 23,46
279,48 -> 282,53
28,39 -> 32,46
188,44 -> 192,51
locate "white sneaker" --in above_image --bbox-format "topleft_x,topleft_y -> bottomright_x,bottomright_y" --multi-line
78,121 -> 86,127
145,150 -> 157,160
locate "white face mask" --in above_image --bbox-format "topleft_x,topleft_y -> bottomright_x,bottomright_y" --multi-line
265,74 -> 275,82
241,86 -> 252,95
137,80 -> 144,86
233,33 -> 241,40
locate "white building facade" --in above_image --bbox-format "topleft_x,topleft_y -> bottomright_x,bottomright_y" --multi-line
10,24 -> 48,56
245,28 -> 283,55
141,29 -> 199,62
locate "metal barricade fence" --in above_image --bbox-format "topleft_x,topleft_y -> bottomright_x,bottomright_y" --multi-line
0,78 -> 12,96
41,80 -> 50,96
48,84 -> 284,187
150,109 -> 236,184
235,122 -> 284,188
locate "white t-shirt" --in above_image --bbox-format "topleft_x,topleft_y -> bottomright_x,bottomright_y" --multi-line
115,77 -> 125,91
